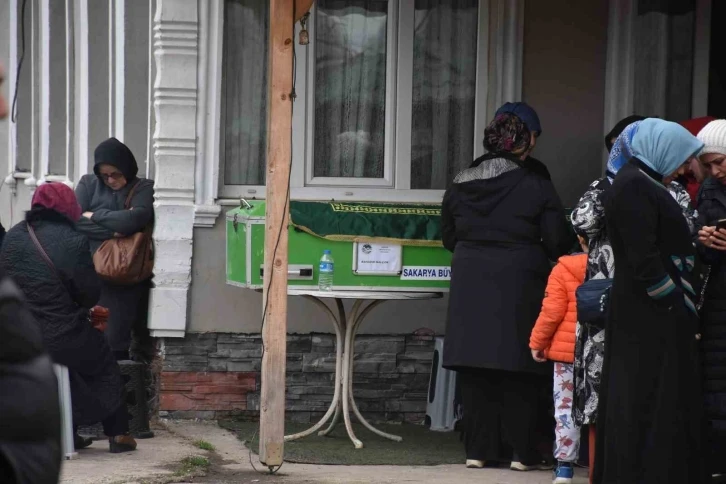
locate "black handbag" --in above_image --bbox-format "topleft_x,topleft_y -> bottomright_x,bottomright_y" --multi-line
576,278 -> 613,327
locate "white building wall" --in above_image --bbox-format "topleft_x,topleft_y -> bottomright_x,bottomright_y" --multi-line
0,0 -> 155,229
1,0 -> 624,338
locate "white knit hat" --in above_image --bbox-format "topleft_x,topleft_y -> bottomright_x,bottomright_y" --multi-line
697,120 -> 726,156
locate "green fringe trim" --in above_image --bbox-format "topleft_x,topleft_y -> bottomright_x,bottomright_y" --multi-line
291,223 -> 444,248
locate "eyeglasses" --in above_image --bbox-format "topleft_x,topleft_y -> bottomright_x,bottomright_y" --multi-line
100,172 -> 124,181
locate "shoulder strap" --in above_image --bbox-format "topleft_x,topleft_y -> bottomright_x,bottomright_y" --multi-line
27,223 -> 62,282
124,180 -> 141,209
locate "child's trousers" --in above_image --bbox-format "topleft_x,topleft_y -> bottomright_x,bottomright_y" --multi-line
553,362 -> 581,462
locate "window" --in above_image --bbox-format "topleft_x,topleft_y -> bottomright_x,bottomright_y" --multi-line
410,0 -> 479,189
312,1 -> 389,182
220,0 -> 488,202
220,0 -> 269,187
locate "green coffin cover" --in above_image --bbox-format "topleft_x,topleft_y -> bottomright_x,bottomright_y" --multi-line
289,201 -> 443,247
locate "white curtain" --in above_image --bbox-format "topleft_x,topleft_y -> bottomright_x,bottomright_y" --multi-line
410,0 -> 478,189
221,0 -> 269,186
314,0 -> 388,179
632,4 -> 695,121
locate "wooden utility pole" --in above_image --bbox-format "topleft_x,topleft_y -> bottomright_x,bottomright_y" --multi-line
259,0 -> 294,468
260,0 -> 314,468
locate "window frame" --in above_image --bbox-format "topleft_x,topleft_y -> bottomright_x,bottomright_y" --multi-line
218,0 -> 492,203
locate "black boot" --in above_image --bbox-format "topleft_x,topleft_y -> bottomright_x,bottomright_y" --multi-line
74,434 -> 93,450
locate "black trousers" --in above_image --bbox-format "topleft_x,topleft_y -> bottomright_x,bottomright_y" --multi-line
102,403 -> 130,436
75,403 -> 129,438
101,280 -> 151,355
458,368 -> 550,465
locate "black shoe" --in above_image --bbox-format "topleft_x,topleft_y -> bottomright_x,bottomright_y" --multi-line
74,434 -> 93,450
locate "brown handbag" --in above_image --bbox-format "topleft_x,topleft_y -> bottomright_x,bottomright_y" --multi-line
92,181 -> 154,285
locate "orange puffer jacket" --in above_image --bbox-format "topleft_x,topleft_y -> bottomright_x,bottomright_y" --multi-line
529,253 -> 587,363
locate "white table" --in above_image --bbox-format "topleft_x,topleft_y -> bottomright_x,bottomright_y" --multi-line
283,289 -> 443,449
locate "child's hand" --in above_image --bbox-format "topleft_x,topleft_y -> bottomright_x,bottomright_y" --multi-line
531,349 -> 547,363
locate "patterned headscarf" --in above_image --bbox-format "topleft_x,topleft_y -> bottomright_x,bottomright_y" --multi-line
483,113 -> 531,155
606,120 -> 642,183
605,115 -> 646,152
631,118 -> 704,177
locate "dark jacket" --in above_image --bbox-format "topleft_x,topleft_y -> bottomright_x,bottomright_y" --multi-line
594,160 -> 706,484
75,175 -> 154,253
695,176 -> 726,471
441,153 -> 573,373
0,274 -> 61,484
0,209 -> 123,425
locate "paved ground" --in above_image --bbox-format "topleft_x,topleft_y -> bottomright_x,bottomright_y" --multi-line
59,428 -> 199,484
60,420 -> 589,484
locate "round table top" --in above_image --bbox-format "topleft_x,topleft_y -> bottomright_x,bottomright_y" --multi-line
287,289 -> 444,301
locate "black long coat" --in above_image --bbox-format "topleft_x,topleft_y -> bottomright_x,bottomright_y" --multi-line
695,176 -> 726,473
441,153 -> 573,373
0,273 -> 61,484
594,160 -> 706,484
0,209 -> 123,426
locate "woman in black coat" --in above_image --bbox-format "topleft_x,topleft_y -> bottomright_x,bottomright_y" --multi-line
441,113 -> 573,470
694,119 -> 726,480
0,182 -> 137,453
75,138 -> 155,362
594,119 -> 706,484
0,270 -> 61,484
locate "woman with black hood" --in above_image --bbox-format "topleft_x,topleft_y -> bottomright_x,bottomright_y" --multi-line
442,113 -> 573,471
76,138 -> 155,362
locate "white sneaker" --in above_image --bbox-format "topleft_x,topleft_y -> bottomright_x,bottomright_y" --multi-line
466,459 -> 485,469
510,460 -> 555,471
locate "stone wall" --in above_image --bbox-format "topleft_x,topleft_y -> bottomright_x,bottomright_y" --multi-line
159,332 -> 436,423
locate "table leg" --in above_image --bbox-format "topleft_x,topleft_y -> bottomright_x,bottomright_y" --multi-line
284,296 -> 344,442
346,300 -> 403,443
318,299 -> 347,437
341,300 -> 365,448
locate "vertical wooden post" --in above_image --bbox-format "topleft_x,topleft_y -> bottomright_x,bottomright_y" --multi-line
259,0 -> 294,468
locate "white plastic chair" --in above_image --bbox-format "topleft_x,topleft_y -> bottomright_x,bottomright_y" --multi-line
53,364 -> 78,460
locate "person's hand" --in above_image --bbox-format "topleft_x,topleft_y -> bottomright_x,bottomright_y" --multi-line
82,211 -> 93,219
698,226 -> 714,245
700,226 -> 726,251
531,349 -> 547,363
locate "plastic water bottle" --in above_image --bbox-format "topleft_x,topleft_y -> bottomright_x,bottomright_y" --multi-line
318,250 -> 334,291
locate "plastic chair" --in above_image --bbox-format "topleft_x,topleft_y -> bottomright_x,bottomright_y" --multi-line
53,364 -> 78,460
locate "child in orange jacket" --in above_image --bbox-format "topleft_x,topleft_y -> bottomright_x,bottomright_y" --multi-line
530,236 -> 588,484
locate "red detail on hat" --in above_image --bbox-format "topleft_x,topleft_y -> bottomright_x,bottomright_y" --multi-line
31,183 -> 82,222
679,116 -> 717,136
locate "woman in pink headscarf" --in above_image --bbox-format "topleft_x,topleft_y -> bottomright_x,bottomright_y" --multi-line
0,183 -> 137,454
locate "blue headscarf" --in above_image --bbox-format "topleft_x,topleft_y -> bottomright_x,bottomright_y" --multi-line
495,102 -> 542,136
606,120 -> 642,183
631,118 -> 704,177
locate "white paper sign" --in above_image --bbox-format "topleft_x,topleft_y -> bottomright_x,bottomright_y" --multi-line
400,266 -> 451,281
354,243 -> 402,275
